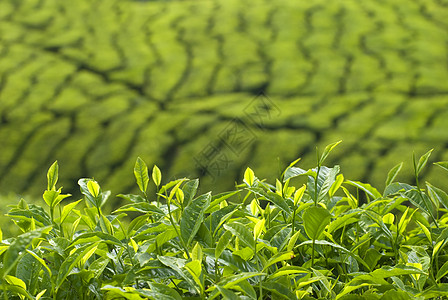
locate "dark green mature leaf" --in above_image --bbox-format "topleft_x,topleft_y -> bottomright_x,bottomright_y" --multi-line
56,242 -> 100,289
302,206 -> 332,240
224,222 -> 255,250
182,179 -> 199,207
346,180 -> 382,200
385,162 -> 403,187
145,282 -> 182,300
180,192 -> 211,247
284,167 -> 314,182
113,202 -> 164,215
266,191 -> 291,216
383,182 -> 414,197
403,189 -> 436,221
2,227 -> 50,277
262,281 -> 297,300
216,285 -> 239,300
70,232 -> 122,246
47,160 -> 59,191
215,230 -> 233,259
206,191 -> 241,213
134,157 -> 149,195
426,182 -> 448,210
157,256 -> 200,294
7,204 -> 52,226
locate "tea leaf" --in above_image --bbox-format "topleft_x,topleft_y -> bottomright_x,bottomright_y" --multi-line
224,222 -> 255,251
147,282 -> 182,300
244,167 -> 255,186
215,285 -> 239,300
215,230 -> 233,259
427,182 -> 448,210
182,179 -> 199,207
385,162 -> 403,187
302,206 -> 331,240
262,251 -> 294,272
319,140 -> 342,165
56,241 -> 100,290
346,180 -> 382,200
436,260 -> 448,281
134,157 -> 149,195
152,165 -> 162,187
415,149 -> 433,177
180,192 -> 211,247
47,161 -> 59,191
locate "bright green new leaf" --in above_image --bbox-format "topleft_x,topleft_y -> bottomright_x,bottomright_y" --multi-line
134,157 -> 149,195
415,149 -> 433,177
294,185 -> 306,206
47,161 -> 59,191
319,140 -> 342,165
60,199 -> 82,224
244,167 -> 255,186
382,213 -> 395,225
152,165 -> 162,187
224,222 -> 255,250
215,230 -> 233,259
87,180 -> 101,198
254,218 -> 265,240
287,230 -> 301,252
262,251 -> 294,272
191,242 -> 203,262
180,192 -> 211,247
303,206 -> 332,240
385,162 -> 403,187
329,174 -> 344,197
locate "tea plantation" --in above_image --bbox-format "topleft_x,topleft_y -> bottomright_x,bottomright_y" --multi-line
1,0 -> 448,198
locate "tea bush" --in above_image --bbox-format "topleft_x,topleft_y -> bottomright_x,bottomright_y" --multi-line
1,142 -> 448,299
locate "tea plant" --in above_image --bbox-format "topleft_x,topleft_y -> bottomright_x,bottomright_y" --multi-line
1,143 -> 448,299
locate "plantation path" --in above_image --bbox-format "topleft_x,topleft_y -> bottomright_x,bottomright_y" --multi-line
1,0 -> 448,196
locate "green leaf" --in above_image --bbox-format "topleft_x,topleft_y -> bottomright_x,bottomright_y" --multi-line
385,162 -> 403,187
213,272 -> 264,290
89,256 -> 110,279
56,242 -> 100,289
147,282 -> 182,300
346,180 -> 382,200
435,161 -> 448,173
262,251 -> 294,272
262,281 -> 297,300
47,161 -> 59,191
113,202 -> 165,215
157,256 -> 200,293
216,285 -> 239,300
152,165 -> 162,187
404,189 -> 436,221
180,192 -> 211,247
436,260 -> 448,281
134,157 -> 149,195
216,230 -> 233,259
182,179 -> 199,207
284,167 -> 314,182
336,283 -> 373,300
60,199 -> 82,224
224,222 -> 255,250
43,190 -> 71,209
2,227 -> 50,277
319,140 -> 342,165
302,206 -> 332,240
427,182 -> 448,210
415,149 -> 433,177
244,167 -> 255,186
265,191 -> 291,216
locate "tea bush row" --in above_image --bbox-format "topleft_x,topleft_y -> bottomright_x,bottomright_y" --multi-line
1,142 -> 448,299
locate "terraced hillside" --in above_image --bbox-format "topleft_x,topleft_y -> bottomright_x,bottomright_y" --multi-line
1,0 -> 448,198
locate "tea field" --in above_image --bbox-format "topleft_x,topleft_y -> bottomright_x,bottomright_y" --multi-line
1,0 -> 448,198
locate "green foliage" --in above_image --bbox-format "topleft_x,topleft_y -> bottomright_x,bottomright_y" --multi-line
2,146 -> 448,299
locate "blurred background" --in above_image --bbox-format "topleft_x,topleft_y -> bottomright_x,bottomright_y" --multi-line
1,0 -> 448,226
